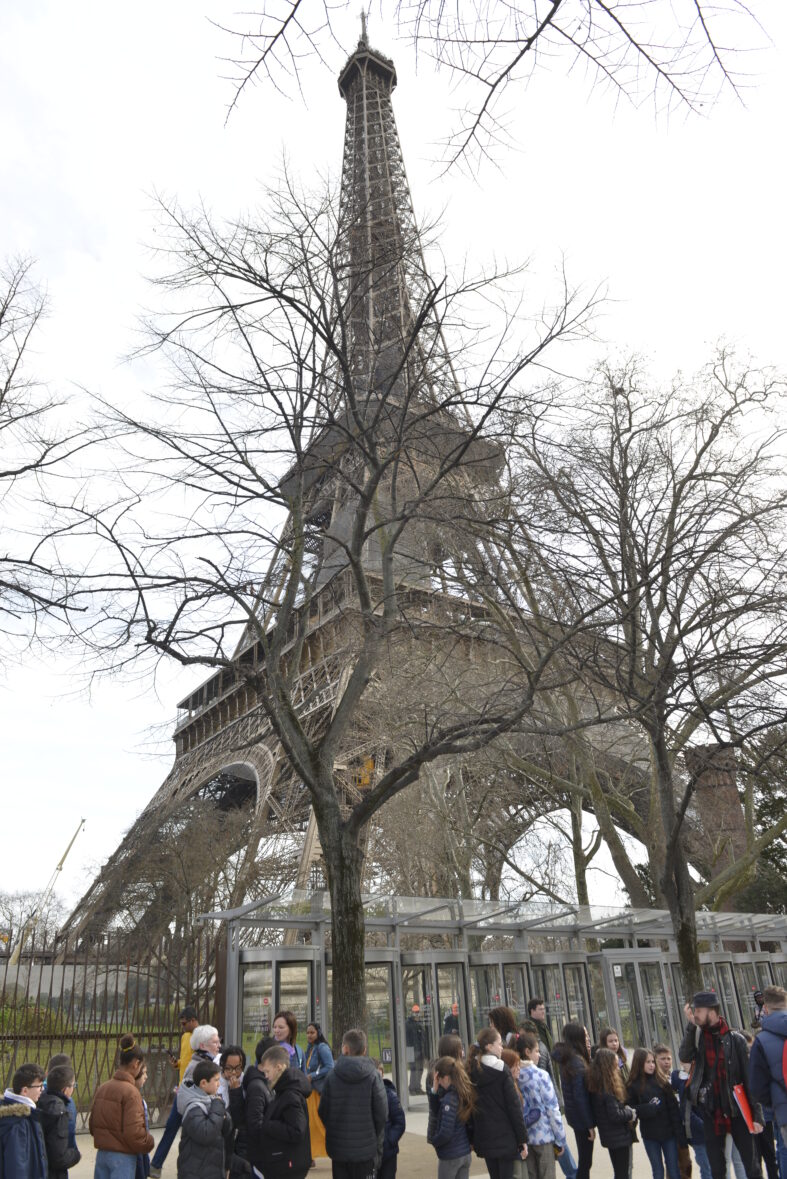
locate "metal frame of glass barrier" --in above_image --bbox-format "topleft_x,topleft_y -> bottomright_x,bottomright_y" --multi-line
203,891 -> 787,1110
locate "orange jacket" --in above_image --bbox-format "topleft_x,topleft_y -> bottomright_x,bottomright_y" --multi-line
89,1069 -> 154,1155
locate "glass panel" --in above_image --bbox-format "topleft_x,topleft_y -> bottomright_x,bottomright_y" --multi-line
756,961 -> 774,985
531,966 -> 567,1044
402,966 -> 435,1103
240,961 -> 272,1063
639,963 -> 671,1047
714,963 -> 740,1027
773,963 -> 787,990
366,964 -> 396,1084
277,962 -> 311,1055
503,965 -> 528,1024
470,965 -> 501,1037
563,965 -> 592,1034
436,964 -> 467,1043
611,962 -> 645,1050
734,962 -> 762,1023
588,960 -> 609,1039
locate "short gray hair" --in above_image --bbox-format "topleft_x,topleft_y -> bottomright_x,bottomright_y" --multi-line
191,1024 -> 219,1051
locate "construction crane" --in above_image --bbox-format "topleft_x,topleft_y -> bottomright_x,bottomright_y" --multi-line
8,818 -> 85,964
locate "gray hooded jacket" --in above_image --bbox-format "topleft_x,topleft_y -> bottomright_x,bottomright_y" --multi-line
176,1081 -> 232,1179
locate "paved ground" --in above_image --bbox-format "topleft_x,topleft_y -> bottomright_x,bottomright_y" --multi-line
70,1113 -> 654,1178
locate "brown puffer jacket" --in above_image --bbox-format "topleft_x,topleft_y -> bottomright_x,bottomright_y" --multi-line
88,1068 -> 154,1154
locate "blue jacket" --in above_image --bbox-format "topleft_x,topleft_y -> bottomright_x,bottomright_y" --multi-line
0,1098 -> 48,1179
750,1011 -> 787,1128
381,1080 -> 406,1160
554,1051 -> 594,1133
304,1041 -> 334,1094
518,1063 -> 567,1149
427,1086 -> 471,1160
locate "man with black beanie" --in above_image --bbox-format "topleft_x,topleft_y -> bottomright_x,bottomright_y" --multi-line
679,990 -> 763,1179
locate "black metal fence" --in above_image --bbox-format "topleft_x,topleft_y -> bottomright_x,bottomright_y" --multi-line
0,925 -> 224,1128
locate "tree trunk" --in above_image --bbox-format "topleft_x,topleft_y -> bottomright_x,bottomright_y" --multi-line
653,738 -> 702,994
319,806 -> 368,1049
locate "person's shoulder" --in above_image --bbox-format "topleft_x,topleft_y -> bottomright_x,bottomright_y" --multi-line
0,1101 -> 33,1123
37,1091 -> 66,1118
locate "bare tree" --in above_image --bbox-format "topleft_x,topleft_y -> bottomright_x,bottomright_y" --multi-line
222,2 -> 761,165
0,256 -> 88,644
78,175 -> 611,1038
505,351 -> 787,990
0,890 -> 67,950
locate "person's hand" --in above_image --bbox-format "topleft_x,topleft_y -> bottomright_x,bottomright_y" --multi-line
684,1003 -> 695,1025
753,1122 -> 764,1135
556,1147 -> 564,1156
588,1129 -> 596,1141
166,1051 -> 178,1066
520,1145 -> 528,1159
228,1075 -> 242,1090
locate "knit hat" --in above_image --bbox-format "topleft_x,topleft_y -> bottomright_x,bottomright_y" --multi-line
692,990 -> 720,1008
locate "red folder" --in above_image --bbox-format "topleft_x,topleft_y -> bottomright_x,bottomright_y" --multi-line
733,1084 -> 755,1132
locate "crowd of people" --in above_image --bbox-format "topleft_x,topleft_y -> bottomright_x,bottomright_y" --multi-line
3,986 -> 787,1179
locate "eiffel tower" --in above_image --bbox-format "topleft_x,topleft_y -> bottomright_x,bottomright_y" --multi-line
62,24 -> 503,945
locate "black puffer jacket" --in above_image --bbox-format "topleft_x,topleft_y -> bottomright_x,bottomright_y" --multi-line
176,1085 -> 233,1179
470,1060 -> 527,1161
589,1090 -> 636,1150
626,1077 -> 682,1143
553,1046 -> 594,1132
254,1066 -> 311,1179
233,1064 -> 271,1163
319,1055 -> 388,1163
37,1091 -> 81,1178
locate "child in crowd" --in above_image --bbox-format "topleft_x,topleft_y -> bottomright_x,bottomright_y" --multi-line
45,1054 -> 78,1151
427,1055 -> 475,1179
176,1060 -> 233,1179
468,1027 -> 528,1179
134,1063 -> 150,1179
518,1032 -> 567,1179
586,1048 -> 636,1179
626,1048 -> 681,1179
38,1064 -> 82,1179
375,1059 -> 406,1179
596,1030 -> 630,1084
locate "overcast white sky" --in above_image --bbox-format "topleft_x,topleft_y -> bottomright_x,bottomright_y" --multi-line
1,2 -> 785,910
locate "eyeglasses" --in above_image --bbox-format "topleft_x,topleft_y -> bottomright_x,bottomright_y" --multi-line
28,1083 -> 45,1091
222,1065 -> 243,1075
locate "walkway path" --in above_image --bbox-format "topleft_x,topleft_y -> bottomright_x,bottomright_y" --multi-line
71,1113 -> 653,1179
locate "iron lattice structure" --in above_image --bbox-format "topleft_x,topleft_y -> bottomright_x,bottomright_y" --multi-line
62,31 -> 751,949
62,29 -> 498,947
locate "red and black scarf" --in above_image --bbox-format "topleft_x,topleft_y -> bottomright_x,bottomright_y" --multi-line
702,1017 -> 732,1135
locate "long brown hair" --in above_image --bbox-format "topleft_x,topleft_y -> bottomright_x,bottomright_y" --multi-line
489,1006 -> 518,1042
628,1048 -> 670,1094
586,1047 -> 626,1101
468,1027 -> 501,1075
434,1056 -> 476,1122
